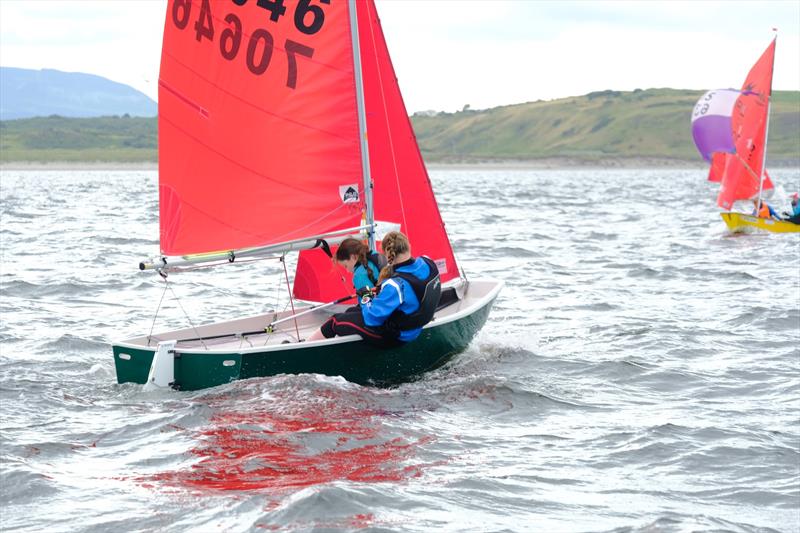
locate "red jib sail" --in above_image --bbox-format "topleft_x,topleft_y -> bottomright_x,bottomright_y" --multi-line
158,0 -> 364,256
293,0 -> 459,302
707,152 -> 726,183
716,39 -> 776,209
716,154 -> 774,210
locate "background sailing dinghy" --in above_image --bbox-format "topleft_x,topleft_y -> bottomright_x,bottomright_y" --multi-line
691,36 -> 799,234
112,0 -> 502,391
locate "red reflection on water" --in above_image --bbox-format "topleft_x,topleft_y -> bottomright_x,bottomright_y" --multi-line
138,388 -> 431,494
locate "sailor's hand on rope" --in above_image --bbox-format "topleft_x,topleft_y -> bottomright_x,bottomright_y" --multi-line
357,287 -> 377,305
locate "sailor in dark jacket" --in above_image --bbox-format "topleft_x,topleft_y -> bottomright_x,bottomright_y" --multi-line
362,254 -> 438,342
307,231 -> 440,346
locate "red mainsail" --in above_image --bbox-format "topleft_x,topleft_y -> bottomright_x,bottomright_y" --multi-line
716,38 -> 776,209
293,0 -> 459,302
158,0 -> 364,256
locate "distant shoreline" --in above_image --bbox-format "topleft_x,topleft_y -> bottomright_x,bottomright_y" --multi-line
0,158 -> 706,171
425,157 -> 706,170
0,161 -> 158,171
2,158 -> 798,172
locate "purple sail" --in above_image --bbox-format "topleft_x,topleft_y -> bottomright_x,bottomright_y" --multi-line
691,89 -> 739,161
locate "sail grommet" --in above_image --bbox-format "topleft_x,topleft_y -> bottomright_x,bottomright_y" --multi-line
228,251 -> 235,263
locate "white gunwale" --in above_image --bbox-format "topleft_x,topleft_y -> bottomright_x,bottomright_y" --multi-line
114,279 -> 503,355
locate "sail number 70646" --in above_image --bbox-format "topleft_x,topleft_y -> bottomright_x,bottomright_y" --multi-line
172,0 -> 327,89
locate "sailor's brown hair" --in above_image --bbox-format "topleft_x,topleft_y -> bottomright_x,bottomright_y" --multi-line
336,238 -> 377,284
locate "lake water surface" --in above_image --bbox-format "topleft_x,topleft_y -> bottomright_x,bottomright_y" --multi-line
1,168 -> 799,532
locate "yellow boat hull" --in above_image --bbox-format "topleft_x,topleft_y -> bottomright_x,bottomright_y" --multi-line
721,212 -> 800,233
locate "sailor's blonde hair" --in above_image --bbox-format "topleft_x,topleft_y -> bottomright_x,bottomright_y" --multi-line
377,231 -> 410,284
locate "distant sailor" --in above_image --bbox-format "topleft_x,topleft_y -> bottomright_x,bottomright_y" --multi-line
306,231 -> 441,346
783,193 -> 800,224
752,199 -> 779,220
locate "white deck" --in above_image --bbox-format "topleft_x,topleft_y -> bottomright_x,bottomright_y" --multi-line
116,279 -> 503,354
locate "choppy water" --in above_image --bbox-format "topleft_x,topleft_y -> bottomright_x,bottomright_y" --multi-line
1,168 -> 799,532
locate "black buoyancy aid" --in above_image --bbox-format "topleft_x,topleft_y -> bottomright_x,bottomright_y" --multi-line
387,256 -> 441,331
365,251 -> 388,285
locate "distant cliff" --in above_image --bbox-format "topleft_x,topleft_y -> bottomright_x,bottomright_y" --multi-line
0,67 -> 156,120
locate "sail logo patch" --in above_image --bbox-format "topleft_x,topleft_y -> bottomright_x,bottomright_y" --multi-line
339,184 -> 360,204
434,258 -> 447,274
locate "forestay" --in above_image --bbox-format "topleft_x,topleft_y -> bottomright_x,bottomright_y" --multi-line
293,0 -> 459,303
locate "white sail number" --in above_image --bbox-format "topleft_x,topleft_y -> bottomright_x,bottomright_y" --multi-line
172,0 -> 327,89
692,91 -> 715,119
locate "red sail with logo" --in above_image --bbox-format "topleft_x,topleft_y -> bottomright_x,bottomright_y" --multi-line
716,39 -> 776,209
158,0 -> 364,256
293,0 -> 459,303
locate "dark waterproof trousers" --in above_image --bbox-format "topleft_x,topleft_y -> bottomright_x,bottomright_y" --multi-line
320,310 -> 402,348
784,213 -> 800,225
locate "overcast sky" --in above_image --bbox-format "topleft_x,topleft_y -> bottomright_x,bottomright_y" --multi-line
1,0 -> 798,113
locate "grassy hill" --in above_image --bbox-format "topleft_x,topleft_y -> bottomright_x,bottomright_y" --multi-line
1,89 -> 798,165
0,115 -> 156,163
411,89 -> 800,165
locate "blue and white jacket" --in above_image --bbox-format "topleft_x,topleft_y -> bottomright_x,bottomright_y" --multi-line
360,257 -> 431,342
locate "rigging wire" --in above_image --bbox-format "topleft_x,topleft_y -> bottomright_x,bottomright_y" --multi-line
281,254 -> 302,341
147,277 -> 169,347
163,275 -> 209,351
452,247 -> 470,283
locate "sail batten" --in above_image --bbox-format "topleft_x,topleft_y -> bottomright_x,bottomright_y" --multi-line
160,115 -> 317,194
159,0 -> 364,256
161,50 -> 354,141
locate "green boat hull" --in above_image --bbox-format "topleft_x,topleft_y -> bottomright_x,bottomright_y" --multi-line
113,283 -> 498,390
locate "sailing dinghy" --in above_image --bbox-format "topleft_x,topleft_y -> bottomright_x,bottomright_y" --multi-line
691,36 -> 798,234
112,0 -> 502,390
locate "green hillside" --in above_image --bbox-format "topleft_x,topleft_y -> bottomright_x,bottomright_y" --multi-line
1,89 -> 798,165
0,115 -> 156,163
411,89 -> 800,165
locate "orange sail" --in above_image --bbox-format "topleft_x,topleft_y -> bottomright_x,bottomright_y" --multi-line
716,38 -> 776,209
293,0 -> 458,302
158,0 -> 364,256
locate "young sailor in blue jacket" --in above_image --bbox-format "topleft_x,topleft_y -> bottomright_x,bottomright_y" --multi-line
307,231 -> 441,346
334,237 -> 386,304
